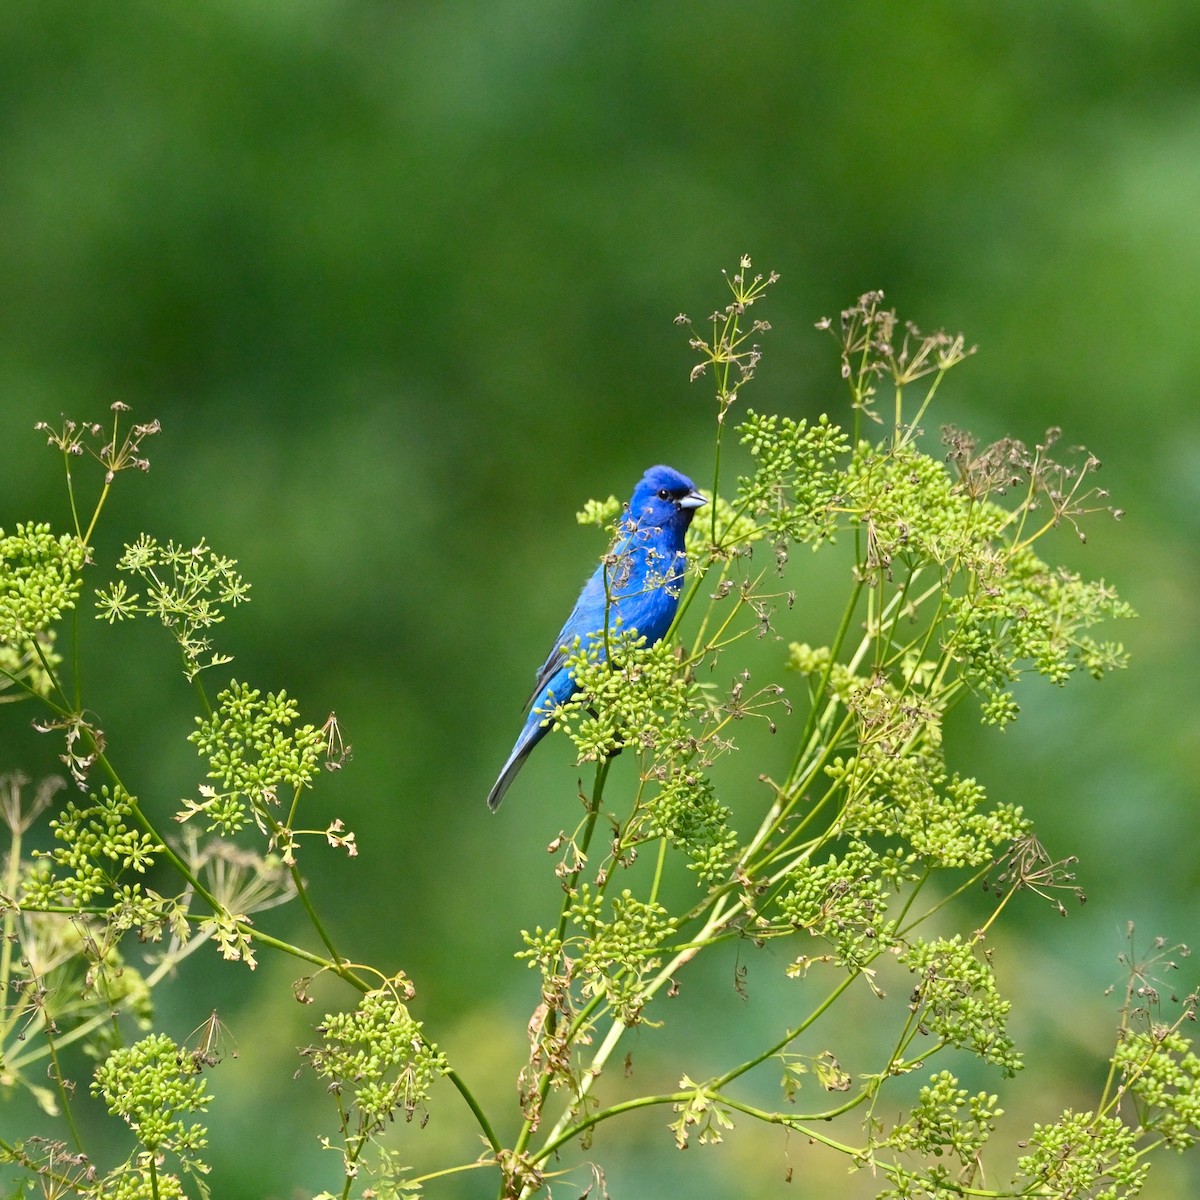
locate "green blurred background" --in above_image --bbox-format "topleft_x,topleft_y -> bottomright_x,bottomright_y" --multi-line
2,2 -> 1198,1196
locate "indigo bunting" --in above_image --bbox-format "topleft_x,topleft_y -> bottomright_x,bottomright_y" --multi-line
487,465 -> 707,811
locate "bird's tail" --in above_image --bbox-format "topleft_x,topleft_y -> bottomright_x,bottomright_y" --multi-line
486,724 -> 541,811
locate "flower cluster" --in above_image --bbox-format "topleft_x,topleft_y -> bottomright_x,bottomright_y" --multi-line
92,1032 -> 213,1195
22,785 -> 160,925
900,936 -> 1022,1075
0,522 -> 86,703
184,680 -> 324,839
520,885 -> 679,1025
96,535 -> 250,680
302,979 -> 449,1172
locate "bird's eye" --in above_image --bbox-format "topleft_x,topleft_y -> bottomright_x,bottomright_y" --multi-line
657,488 -> 671,501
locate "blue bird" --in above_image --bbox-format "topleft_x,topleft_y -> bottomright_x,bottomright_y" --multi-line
487,465 -> 707,811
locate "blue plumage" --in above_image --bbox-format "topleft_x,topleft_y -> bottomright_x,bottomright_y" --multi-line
487,465 -> 706,810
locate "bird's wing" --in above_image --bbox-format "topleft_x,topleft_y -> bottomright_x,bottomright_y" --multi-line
525,645 -> 568,710
606,546 -> 687,645
523,542 -> 688,710
523,566 -> 608,711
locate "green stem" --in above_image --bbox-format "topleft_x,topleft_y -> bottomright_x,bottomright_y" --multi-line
533,1090 -> 691,1161
649,837 -> 667,906
287,859 -> 369,990
43,1019 -> 85,1154
62,455 -> 84,541
895,367 -> 949,452
252,800 -> 371,991
712,970 -> 858,1092
245,927 -> 357,976
90,748 -> 222,913
533,1083 -> 867,1169
0,1136 -> 91,1189
0,827 -> 21,1044
785,577 -> 864,784
448,1067 -> 502,1154
554,758 -> 609,946
404,1161 -> 492,1190
29,635 -> 72,714
511,757 -> 611,1165
709,308 -> 739,545
668,565 -> 707,637
711,425 -> 723,547
191,673 -> 214,719
712,1092 -> 861,1149
895,865 -> 992,941
79,479 -> 112,549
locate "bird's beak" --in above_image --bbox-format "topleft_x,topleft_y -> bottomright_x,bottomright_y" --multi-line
679,489 -> 707,510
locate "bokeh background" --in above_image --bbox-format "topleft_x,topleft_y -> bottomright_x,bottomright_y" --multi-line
2,3 -> 1198,1196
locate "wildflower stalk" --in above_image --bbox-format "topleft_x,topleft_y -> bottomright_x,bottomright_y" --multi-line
504,270 -> 1156,1199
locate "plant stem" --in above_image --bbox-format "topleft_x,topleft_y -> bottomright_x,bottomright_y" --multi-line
42,1021 -> 85,1154
511,757 -> 611,1165
448,1067 -> 502,1154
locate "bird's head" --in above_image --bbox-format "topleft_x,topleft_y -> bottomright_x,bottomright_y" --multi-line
627,465 -> 707,534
